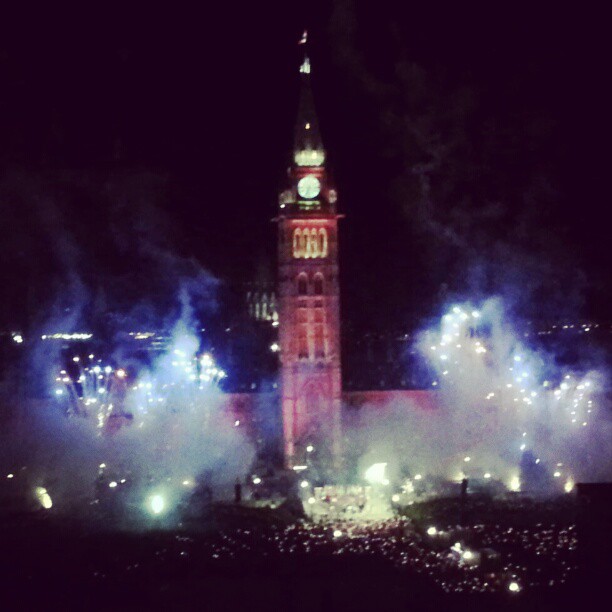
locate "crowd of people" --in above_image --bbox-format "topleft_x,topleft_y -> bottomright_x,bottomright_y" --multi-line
87,517 -> 578,595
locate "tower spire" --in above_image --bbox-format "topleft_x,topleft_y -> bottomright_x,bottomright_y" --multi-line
294,30 -> 325,167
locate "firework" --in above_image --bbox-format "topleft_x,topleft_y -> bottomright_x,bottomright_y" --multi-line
418,299 -> 604,486
55,355 -> 125,428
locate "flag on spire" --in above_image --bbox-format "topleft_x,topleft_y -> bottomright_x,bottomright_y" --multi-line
298,30 -> 308,45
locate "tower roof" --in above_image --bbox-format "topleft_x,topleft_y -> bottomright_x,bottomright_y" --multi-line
293,36 -> 325,167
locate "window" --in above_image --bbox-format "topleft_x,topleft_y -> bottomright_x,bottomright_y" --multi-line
298,326 -> 309,359
297,273 -> 308,295
314,273 -> 324,295
314,325 -> 325,359
293,229 -> 301,256
292,227 -> 329,259
319,228 -> 328,258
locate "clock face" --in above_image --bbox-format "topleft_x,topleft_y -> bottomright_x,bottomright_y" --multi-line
297,175 -> 321,199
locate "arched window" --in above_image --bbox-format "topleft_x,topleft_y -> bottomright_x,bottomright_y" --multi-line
310,229 -> 319,258
314,273 -> 324,295
297,273 -> 308,295
300,230 -> 308,257
319,228 -> 328,258
292,229 -> 301,257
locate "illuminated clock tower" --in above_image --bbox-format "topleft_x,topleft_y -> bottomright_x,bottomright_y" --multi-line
276,47 -> 342,468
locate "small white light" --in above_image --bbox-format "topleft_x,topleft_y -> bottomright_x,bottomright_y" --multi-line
252,477 -> 261,485
307,497 -> 315,504
391,494 -> 400,503
333,529 -> 342,538
508,581 -> 521,593
427,526 -> 437,536
300,480 -> 309,489
109,481 -> 117,488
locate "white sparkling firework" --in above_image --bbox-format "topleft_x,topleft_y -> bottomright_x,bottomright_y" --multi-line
55,355 -> 122,428
417,298 -> 608,485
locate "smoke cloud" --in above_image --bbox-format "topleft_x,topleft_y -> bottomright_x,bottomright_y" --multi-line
345,298 -> 611,493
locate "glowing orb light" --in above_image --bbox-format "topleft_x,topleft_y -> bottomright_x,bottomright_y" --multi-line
427,526 -> 437,536
333,530 -> 342,538
365,462 -> 388,485
508,476 -> 521,492
508,581 -> 521,593
35,486 -> 53,509
149,494 -> 165,515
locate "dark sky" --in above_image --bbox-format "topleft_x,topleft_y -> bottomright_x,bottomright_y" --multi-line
0,3 -> 609,333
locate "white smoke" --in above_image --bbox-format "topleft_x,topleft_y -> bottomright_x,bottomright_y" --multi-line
0,306 -> 254,525
346,298 -> 611,491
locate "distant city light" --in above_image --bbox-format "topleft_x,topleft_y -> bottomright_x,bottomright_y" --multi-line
41,333 -> 92,341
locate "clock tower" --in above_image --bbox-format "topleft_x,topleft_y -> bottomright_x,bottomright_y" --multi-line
276,46 -> 342,469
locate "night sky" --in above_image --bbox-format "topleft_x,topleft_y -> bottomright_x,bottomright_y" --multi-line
0,3 -> 609,334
